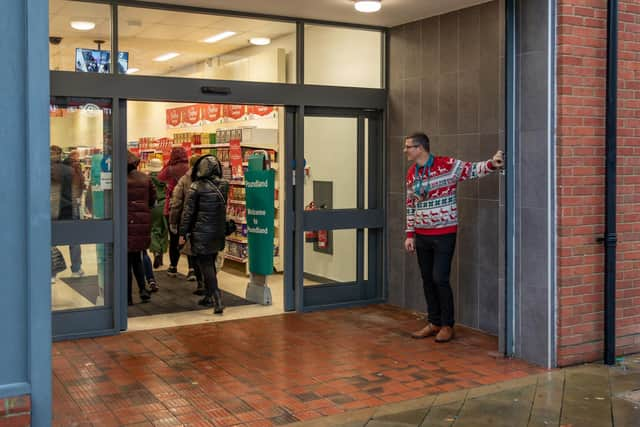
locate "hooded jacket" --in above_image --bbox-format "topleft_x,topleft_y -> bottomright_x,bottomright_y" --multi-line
127,152 -> 156,251
169,167 -> 193,228
180,155 -> 228,256
158,147 -> 189,216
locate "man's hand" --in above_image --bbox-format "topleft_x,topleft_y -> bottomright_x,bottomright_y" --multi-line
179,236 -> 186,246
491,150 -> 505,169
405,237 -> 416,253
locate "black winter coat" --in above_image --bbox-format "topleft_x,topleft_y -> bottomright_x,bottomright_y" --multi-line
180,156 -> 228,256
127,152 -> 156,252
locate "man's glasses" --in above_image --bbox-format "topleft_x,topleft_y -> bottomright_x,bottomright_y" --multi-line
404,144 -> 420,149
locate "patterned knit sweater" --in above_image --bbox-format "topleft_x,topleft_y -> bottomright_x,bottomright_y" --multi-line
406,156 -> 497,237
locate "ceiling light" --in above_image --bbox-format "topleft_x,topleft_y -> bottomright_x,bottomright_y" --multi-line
70,21 -> 96,31
354,0 -> 381,13
153,52 -> 180,62
249,37 -> 271,46
126,68 -> 139,74
202,31 -> 236,43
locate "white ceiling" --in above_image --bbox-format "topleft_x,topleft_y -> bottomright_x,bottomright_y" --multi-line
151,0 -> 494,28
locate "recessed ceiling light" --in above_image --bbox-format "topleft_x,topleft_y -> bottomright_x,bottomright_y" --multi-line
354,0 -> 382,13
153,52 -> 180,62
126,68 -> 139,74
202,31 -> 236,43
249,37 -> 271,46
70,21 -> 96,31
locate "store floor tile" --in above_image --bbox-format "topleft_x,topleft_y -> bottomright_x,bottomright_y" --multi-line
52,305 -> 543,426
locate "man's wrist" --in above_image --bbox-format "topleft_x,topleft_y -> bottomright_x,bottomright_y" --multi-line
406,232 -> 415,239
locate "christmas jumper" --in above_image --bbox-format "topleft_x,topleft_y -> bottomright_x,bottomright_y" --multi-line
406,155 -> 497,237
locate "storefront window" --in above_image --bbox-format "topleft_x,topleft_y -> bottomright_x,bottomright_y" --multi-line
304,25 -> 383,88
304,229 -> 357,285
50,97 -> 113,220
118,7 -> 296,82
49,0 -> 112,72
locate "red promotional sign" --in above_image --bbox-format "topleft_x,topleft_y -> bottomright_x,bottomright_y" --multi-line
166,108 -> 182,128
201,104 -> 222,123
248,105 -> 274,117
224,104 -> 246,121
183,105 -> 201,126
229,139 -> 243,178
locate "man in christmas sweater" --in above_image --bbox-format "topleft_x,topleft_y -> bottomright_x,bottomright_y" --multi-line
404,132 -> 504,343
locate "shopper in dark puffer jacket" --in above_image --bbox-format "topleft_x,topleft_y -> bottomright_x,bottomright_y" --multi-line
179,155 -> 228,314
127,151 -> 156,305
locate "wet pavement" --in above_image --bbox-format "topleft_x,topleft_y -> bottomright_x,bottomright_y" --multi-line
290,355 -> 640,427
52,305 -> 542,426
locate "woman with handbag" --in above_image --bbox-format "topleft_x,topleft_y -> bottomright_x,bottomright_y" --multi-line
179,155 -> 228,314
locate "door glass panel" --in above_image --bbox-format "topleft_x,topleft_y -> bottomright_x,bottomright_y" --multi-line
304,117 -> 357,210
118,7 -> 296,82
304,25 -> 383,88
49,0 -> 112,72
51,243 -> 113,311
304,229 -> 356,285
50,97 -> 113,220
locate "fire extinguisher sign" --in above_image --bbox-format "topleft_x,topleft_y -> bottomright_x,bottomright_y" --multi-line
245,155 -> 276,275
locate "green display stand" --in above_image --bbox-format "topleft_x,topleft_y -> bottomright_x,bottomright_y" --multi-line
90,154 -> 107,306
244,152 -> 274,305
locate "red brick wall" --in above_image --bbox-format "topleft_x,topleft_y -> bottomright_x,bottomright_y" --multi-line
0,396 -> 30,427
557,0 -> 640,366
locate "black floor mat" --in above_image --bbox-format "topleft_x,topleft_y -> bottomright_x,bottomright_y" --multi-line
59,275 -> 100,304
128,272 -> 253,317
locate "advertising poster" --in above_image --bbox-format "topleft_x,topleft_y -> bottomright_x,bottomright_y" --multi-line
224,104 -> 246,121
245,166 -> 275,275
166,107 -> 182,128
229,139 -> 243,179
201,104 -> 222,124
248,105 -> 276,119
183,104 -> 201,127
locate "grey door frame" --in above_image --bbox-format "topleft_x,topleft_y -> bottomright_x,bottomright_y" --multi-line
294,107 -> 385,311
50,71 -> 386,336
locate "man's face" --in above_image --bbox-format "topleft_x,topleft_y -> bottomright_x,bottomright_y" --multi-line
403,138 -> 423,162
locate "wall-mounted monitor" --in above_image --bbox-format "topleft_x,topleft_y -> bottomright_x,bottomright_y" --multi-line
75,49 -> 129,74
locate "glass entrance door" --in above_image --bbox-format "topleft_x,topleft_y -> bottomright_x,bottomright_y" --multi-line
50,97 -> 121,339
295,109 -> 384,309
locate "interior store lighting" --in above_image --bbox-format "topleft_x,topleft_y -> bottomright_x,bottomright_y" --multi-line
354,0 -> 382,13
202,31 -> 236,43
70,21 -> 96,31
249,37 -> 271,46
126,68 -> 139,74
153,52 -> 180,62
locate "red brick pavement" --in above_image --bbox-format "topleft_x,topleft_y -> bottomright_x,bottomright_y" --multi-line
52,305 -> 544,426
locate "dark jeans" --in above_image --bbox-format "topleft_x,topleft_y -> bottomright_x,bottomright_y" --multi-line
415,233 -> 457,327
195,254 -> 218,297
189,256 -> 201,286
142,250 -> 155,282
167,215 -> 181,268
128,251 -> 146,301
69,244 -> 82,273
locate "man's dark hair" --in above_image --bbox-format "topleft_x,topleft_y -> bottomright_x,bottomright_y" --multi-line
407,132 -> 430,151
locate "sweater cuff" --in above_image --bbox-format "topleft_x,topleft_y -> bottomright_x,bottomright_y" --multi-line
406,231 -> 415,239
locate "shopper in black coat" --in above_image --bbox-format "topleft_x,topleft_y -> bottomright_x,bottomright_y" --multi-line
179,155 -> 228,313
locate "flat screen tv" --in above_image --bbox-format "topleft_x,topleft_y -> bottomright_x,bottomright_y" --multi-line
75,49 -> 129,74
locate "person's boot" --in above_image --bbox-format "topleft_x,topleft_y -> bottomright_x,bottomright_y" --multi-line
435,326 -> 454,343
213,289 -> 224,314
186,269 -> 197,282
148,278 -> 159,293
411,323 -> 441,339
198,296 -> 213,307
139,288 -> 151,302
167,266 -> 177,277
153,253 -> 163,269
193,282 -> 205,296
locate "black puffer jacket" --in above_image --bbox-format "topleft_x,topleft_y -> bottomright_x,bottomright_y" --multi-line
180,155 -> 228,256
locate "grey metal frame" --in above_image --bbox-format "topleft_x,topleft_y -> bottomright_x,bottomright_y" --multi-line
298,108 -> 384,310
50,0 -> 388,336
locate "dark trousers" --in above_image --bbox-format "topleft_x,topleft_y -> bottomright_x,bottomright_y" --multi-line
142,250 -> 155,282
415,233 -> 457,327
128,251 -> 146,301
189,256 -> 201,286
195,254 -> 218,297
166,215 -> 181,268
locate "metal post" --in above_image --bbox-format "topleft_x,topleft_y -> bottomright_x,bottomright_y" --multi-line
603,0 -> 618,366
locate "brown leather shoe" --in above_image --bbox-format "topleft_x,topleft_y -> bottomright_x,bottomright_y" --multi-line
435,326 -> 454,343
411,323 -> 441,339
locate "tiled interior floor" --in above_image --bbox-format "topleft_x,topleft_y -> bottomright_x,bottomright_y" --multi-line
53,305 -> 543,426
